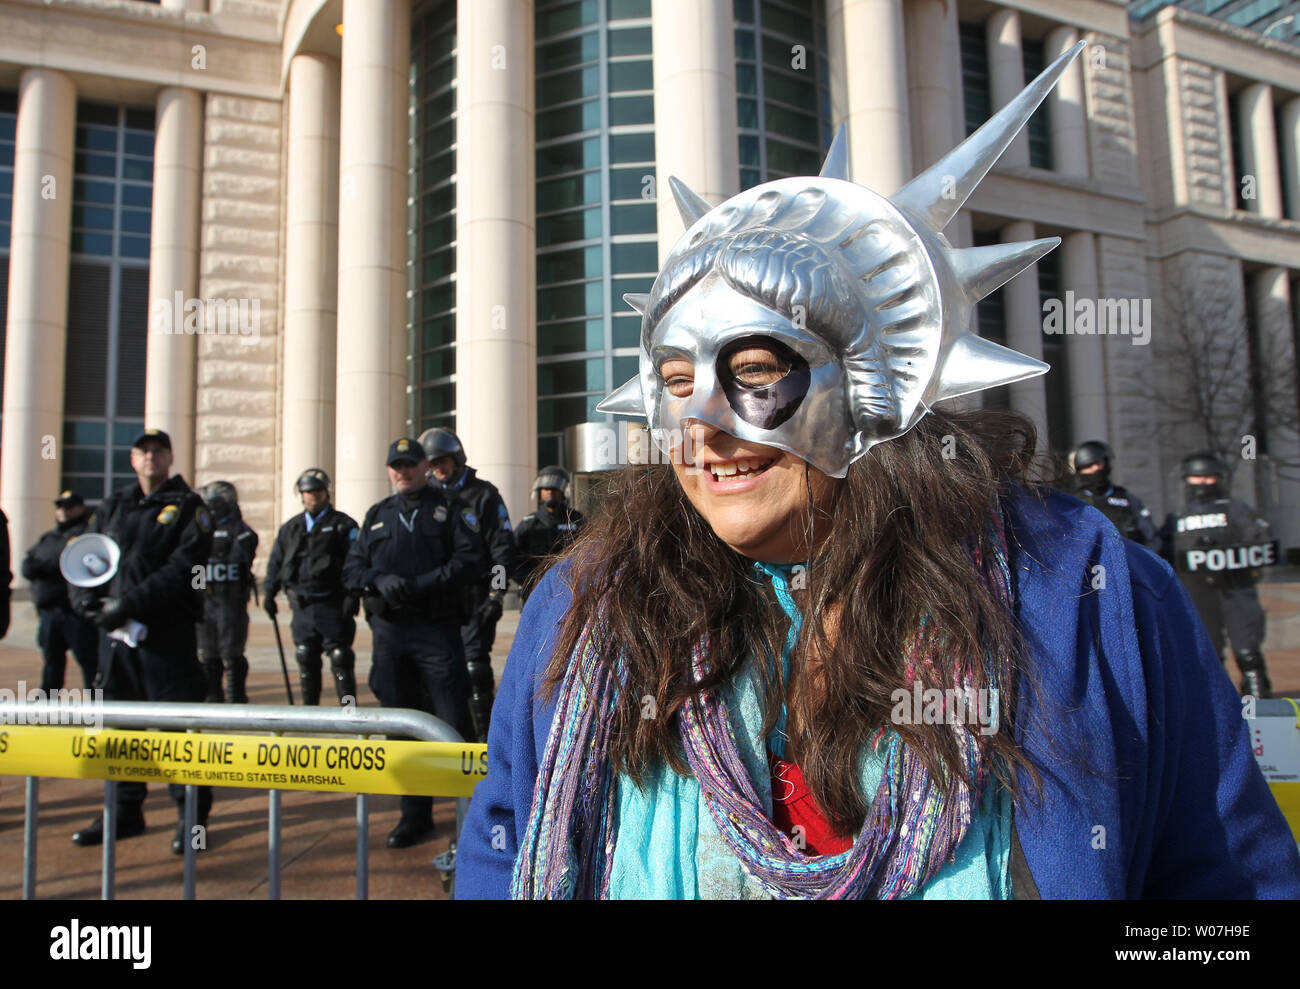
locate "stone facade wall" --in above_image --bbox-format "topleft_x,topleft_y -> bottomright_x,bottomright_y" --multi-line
194,92 -> 283,563
1177,59 -> 1233,212
1083,32 -> 1140,188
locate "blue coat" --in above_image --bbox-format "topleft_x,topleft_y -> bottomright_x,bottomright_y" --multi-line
457,488 -> 1300,898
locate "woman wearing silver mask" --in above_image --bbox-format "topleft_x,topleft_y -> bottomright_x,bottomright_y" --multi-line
457,44 -> 1299,899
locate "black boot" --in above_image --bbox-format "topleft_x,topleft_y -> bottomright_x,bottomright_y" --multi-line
202,658 -> 225,703
1235,652 -> 1272,699
300,671 -> 322,706
172,815 -> 211,855
466,661 -> 496,743
224,655 -> 249,704
72,811 -> 146,847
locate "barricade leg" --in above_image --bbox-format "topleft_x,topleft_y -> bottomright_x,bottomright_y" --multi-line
268,788 -> 281,900
356,793 -> 368,901
183,784 -> 197,900
23,777 -> 38,900
102,781 -> 115,900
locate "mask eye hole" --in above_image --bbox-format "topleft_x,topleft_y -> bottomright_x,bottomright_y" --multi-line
725,344 -> 791,388
657,358 -> 694,398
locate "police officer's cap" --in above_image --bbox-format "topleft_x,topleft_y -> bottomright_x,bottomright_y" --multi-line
296,468 -> 330,493
1182,451 -> 1226,479
386,437 -> 427,467
54,490 -> 85,508
131,428 -> 172,451
418,428 -> 466,470
1072,440 -> 1113,472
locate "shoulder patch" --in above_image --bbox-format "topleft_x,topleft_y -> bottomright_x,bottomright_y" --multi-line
158,504 -> 179,526
461,508 -> 479,533
371,521 -> 385,530
348,526 -> 359,541
433,505 -> 448,523
194,507 -> 212,532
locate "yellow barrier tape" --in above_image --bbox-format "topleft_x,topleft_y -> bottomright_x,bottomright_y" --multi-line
1269,782 -> 1300,843
0,725 -> 488,798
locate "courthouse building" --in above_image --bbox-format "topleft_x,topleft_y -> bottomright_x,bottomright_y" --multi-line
1,0 -> 1299,583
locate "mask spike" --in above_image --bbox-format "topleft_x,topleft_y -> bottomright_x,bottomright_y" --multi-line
668,176 -> 714,228
595,375 -> 647,418
931,333 -> 1048,404
949,237 -> 1060,304
890,40 -> 1086,231
623,293 -> 649,314
819,124 -> 850,181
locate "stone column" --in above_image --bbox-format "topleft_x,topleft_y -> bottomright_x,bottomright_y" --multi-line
827,0 -> 911,193
1251,267 -> 1300,545
334,0 -> 410,520
0,70 -> 76,586
1278,97 -> 1300,222
1238,83 -> 1283,219
146,87 -> 203,482
1002,220 -> 1048,449
1046,25 -> 1088,178
905,0 -> 960,176
1062,231 -> 1108,442
652,0 -> 739,259
456,0 -> 536,523
282,53 -> 341,522
986,9 -> 1029,169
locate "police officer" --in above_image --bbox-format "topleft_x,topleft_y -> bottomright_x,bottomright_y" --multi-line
418,428 -> 517,742
21,490 -> 99,691
514,465 -> 586,604
1163,451 -> 1274,698
197,481 -> 258,703
68,429 -> 215,853
1069,441 -> 1162,552
1,508 -> 10,640
263,469 -> 360,705
343,438 -> 486,847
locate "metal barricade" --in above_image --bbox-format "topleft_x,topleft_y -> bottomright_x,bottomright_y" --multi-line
1,700 -> 480,900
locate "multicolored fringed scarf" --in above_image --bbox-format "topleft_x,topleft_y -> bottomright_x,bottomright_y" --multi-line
510,512 -> 1014,900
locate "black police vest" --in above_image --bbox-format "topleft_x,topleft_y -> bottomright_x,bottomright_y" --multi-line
204,518 -> 256,595
1172,498 -> 1266,585
517,508 -> 584,559
1076,485 -> 1143,541
278,509 -> 356,596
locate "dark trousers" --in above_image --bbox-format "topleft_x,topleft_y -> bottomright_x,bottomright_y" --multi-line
368,615 -> 473,823
290,597 -> 357,661
197,592 -> 250,659
1183,578 -> 1266,658
37,605 -> 99,692
96,625 -> 213,822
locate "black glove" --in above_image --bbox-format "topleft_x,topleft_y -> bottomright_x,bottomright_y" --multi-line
478,595 -> 504,625
372,574 -> 413,609
342,595 -> 360,618
95,598 -> 129,631
264,593 -> 278,618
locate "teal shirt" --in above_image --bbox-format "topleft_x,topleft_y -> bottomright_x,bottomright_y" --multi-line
607,562 -> 1012,900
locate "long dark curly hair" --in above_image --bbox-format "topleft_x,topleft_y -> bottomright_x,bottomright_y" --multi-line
537,408 -> 1048,839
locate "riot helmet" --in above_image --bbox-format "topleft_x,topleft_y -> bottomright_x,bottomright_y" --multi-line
419,428 -> 467,481
532,465 -> 573,512
1072,440 -> 1113,489
1181,451 -> 1226,502
296,468 -> 330,493
201,480 -> 239,519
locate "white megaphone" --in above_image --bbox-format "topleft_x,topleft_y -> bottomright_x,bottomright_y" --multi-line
60,533 -> 122,588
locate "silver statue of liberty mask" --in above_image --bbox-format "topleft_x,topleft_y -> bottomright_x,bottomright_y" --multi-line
598,41 -> 1086,479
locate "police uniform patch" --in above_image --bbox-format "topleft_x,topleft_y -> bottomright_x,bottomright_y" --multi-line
195,507 -> 212,532
371,521 -> 385,530
461,509 -> 479,533
434,505 -> 448,523
157,505 -> 179,526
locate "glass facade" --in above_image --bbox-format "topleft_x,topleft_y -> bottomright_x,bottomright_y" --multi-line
735,0 -> 831,190
61,102 -> 153,500
409,0 -> 458,434
534,0 -> 655,467
0,90 -> 16,410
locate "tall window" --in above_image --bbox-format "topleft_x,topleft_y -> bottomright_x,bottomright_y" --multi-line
534,0 -> 655,467
972,228 -> 1010,411
410,0 -> 458,434
1022,38 -> 1054,170
1037,250 -> 1071,453
0,90 -> 16,410
735,0 -> 832,191
62,102 -> 154,501
960,22 -> 992,137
